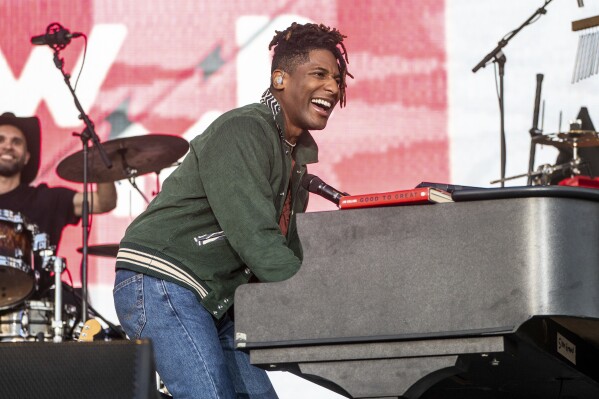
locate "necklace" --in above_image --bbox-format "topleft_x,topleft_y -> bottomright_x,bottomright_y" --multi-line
283,138 -> 296,148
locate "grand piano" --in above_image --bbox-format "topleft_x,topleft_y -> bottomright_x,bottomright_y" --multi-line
234,187 -> 599,398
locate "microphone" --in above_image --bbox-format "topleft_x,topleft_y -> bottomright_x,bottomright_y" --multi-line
31,24 -> 81,47
301,174 -> 349,206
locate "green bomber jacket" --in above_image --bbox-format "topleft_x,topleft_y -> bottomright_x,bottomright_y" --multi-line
116,100 -> 318,319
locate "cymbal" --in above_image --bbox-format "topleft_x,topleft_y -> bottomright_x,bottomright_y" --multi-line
533,130 -> 599,149
56,134 -> 189,183
77,244 -> 119,258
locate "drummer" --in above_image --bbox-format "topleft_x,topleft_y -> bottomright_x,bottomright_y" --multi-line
0,112 -> 117,248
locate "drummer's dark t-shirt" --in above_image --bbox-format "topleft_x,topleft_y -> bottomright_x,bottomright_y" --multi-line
0,183 -> 80,248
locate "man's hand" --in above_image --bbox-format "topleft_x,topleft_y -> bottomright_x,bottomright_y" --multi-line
73,182 -> 117,216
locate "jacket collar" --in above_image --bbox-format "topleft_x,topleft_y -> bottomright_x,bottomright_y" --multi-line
260,89 -> 318,165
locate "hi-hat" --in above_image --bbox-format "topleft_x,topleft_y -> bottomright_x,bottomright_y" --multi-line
56,134 -> 189,183
533,130 -> 599,149
77,244 -> 119,258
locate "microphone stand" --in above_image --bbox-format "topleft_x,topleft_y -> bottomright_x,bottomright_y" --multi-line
472,0 -> 554,187
52,49 -> 112,324
528,74 -> 544,185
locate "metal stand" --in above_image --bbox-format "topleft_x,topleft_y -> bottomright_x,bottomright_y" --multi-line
52,256 -> 66,342
51,41 -> 111,324
37,248 -> 67,342
118,149 -> 150,203
527,74 -> 544,185
490,156 -> 587,186
571,143 -> 583,176
128,177 -> 150,204
473,0 -> 554,187
497,53 -> 506,187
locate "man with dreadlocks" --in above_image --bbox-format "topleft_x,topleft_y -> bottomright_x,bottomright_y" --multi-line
113,22 -> 351,398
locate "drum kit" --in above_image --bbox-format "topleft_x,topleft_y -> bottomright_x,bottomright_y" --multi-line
0,133 -> 188,343
530,129 -> 599,184
491,127 -> 599,186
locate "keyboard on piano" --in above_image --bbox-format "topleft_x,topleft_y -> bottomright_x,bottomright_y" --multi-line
235,191 -> 599,398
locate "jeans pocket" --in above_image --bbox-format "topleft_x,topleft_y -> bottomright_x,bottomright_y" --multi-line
113,269 -> 146,340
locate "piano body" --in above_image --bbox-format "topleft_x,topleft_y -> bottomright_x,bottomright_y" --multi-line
234,190 -> 599,398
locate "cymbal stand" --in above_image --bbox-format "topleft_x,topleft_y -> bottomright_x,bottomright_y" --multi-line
473,0 -> 555,187
118,148 -> 150,204
569,142 -> 587,177
128,177 -> 150,204
152,171 -> 161,197
52,46 -> 112,324
491,166 -> 548,185
534,153 -> 588,185
527,74 -> 544,185
151,162 -> 181,196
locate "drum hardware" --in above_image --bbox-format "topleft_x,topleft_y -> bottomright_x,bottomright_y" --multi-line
39,249 -> 67,342
491,162 -> 570,185
491,156 -> 589,186
533,130 -> 597,180
527,73 -> 545,185
0,300 -> 54,342
0,210 -> 80,342
0,210 -> 74,342
33,231 -> 50,252
0,299 -> 78,342
494,129 -> 598,186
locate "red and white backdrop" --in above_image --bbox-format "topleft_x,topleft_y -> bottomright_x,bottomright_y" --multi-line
2,1 -> 599,396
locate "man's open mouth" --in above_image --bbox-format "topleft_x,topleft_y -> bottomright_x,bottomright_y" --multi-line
311,98 -> 332,111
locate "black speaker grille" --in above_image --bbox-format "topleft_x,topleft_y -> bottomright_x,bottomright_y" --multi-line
0,340 -> 155,399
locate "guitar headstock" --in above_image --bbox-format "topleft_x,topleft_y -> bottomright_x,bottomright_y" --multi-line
78,318 -> 102,342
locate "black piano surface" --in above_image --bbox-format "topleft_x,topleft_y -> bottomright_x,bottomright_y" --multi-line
234,190 -> 599,398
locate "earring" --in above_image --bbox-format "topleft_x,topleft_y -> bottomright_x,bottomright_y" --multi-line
275,76 -> 283,85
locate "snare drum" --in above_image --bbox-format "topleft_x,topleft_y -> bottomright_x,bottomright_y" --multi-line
0,209 -> 48,309
0,299 -> 78,342
0,300 -> 53,341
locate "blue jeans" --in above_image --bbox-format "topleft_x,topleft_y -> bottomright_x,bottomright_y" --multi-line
113,269 -> 278,399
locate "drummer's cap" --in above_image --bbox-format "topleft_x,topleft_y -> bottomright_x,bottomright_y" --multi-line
0,112 -> 41,184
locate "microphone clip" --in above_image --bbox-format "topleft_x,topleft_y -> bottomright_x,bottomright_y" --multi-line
32,22 -> 81,51
47,23 -> 70,51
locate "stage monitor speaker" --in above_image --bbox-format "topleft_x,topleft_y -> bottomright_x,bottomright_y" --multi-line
0,339 -> 158,399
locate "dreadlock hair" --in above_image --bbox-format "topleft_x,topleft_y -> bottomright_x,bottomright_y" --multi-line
269,22 -> 353,107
